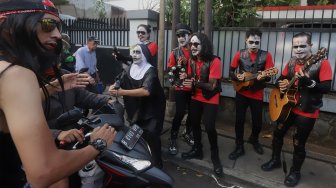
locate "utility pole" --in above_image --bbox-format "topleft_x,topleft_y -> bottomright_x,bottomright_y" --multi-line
204,0 -> 213,39
171,0 -> 181,49
191,0 -> 198,33
158,0 -> 165,85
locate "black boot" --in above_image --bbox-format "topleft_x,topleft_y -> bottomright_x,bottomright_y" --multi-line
261,156 -> 281,171
248,137 -> 264,155
211,150 -> 223,177
228,145 -> 245,160
181,146 -> 203,160
284,169 -> 301,187
168,139 -> 178,155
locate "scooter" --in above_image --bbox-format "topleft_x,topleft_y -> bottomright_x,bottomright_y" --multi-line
57,107 -> 174,188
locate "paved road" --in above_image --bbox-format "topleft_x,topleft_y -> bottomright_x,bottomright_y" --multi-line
163,159 -> 255,188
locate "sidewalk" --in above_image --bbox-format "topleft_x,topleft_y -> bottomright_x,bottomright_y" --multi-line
160,120 -> 336,188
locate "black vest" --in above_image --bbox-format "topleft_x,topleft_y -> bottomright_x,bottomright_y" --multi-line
190,57 -> 222,100
287,57 -> 323,112
238,49 -> 268,91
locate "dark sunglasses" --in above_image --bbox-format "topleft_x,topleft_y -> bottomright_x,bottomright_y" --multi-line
189,42 -> 200,48
247,41 -> 260,45
136,31 -> 146,35
176,33 -> 187,38
293,45 -> 307,49
39,18 -> 62,33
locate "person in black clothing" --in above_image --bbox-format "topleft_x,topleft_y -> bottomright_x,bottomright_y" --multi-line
167,23 -> 194,155
261,32 -> 332,187
228,28 -> 275,160
180,32 -> 223,177
109,44 -> 166,168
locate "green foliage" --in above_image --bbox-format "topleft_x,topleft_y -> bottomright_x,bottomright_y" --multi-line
52,0 -> 69,5
317,0 -> 330,5
95,0 -> 106,18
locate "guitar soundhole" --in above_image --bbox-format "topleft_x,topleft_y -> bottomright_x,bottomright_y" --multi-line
274,95 -> 278,108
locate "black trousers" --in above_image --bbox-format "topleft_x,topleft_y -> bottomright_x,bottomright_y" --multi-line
189,99 -> 219,152
171,90 -> 192,139
235,93 -> 263,145
272,112 -> 315,172
137,118 -> 163,167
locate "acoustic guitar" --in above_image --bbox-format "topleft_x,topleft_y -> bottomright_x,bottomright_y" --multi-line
232,67 -> 278,92
269,47 -> 327,122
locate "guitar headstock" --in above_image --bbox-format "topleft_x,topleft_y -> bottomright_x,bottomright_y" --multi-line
264,67 -> 279,76
305,47 -> 327,67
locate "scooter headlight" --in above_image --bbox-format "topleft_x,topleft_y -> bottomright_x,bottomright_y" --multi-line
112,152 -> 151,171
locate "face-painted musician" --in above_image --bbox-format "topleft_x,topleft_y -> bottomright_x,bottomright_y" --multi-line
261,32 -> 332,187
180,32 -> 223,177
167,23 -> 194,155
228,28 -> 275,161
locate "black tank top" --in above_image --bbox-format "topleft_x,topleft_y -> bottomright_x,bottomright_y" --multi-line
0,63 -> 27,187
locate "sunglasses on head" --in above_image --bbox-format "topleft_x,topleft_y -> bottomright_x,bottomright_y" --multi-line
293,45 -> 307,49
39,18 -> 62,33
189,42 -> 200,48
136,31 -> 146,35
247,41 -> 260,45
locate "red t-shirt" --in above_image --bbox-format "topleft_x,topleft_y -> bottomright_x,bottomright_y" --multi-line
168,47 -> 191,91
147,41 -> 158,57
281,59 -> 332,118
231,50 -> 274,100
187,57 -> 222,104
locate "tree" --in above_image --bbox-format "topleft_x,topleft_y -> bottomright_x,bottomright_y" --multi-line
140,0 -> 160,11
95,0 -> 106,18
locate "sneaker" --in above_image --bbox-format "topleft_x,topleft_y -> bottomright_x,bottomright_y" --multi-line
182,133 -> 194,146
168,139 -> 178,155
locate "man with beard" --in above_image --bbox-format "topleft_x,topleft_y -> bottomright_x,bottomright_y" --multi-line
180,32 -> 223,177
228,28 -> 274,160
109,44 -> 166,168
168,23 -> 194,155
261,32 -> 332,187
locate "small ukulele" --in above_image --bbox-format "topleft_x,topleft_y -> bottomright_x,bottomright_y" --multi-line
232,67 -> 278,92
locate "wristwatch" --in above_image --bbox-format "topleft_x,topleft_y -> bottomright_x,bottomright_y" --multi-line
89,138 -> 107,155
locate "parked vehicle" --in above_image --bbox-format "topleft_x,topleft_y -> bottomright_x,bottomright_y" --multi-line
57,107 -> 173,188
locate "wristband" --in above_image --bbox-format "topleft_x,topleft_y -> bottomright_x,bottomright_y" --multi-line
307,80 -> 316,88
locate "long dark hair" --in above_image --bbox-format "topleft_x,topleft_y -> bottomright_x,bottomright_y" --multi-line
190,32 -> 214,62
0,12 -> 64,115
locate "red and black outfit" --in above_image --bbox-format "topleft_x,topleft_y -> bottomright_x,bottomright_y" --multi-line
168,47 -> 192,140
146,41 -> 158,68
230,49 -> 274,146
263,57 -> 332,178
182,56 -> 223,175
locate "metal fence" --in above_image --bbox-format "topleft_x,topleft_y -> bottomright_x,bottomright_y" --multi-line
62,17 -> 129,47
163,6 -> 336,92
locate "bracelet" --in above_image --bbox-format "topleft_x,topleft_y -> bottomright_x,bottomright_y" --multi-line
307,80 -> 316,88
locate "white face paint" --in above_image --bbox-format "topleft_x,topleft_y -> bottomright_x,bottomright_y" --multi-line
190,36 -> 201,56
137,26 -> 149,42
177,32 -> 190,47
292,36 -> 312,60
131,45 -> 142,64
246,35 -> 261,53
